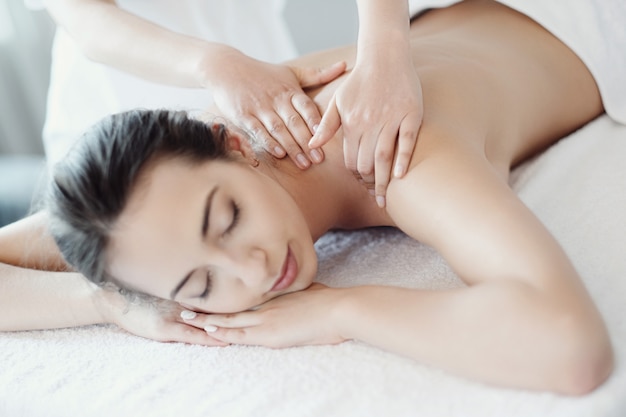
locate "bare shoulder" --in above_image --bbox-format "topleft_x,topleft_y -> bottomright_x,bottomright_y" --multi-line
385,131 -> 574,290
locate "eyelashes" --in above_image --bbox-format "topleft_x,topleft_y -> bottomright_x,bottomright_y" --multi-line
196,200 -> 239,301
224,200 -> 240,236
199,270 -> 212,300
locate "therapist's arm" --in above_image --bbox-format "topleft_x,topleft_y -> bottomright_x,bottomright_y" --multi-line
42,0 -> 346,168
311,0 -> 423,205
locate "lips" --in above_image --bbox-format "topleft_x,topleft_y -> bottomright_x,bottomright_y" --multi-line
270,247 -> 298,292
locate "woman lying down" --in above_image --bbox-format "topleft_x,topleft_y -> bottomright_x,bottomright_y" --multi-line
0,0 -> 621,395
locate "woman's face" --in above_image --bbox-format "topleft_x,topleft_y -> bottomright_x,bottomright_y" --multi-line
107,156 -> 318,313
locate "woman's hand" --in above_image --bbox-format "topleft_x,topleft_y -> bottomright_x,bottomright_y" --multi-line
180,284 -> 348,348
309,51 -> 423,207
93,286 -> 227,346
206,48 -> 346,169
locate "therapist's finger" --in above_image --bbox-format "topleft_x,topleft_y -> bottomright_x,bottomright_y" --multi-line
355,128 -> 379,185
291,93 -> 322,135
293,61 -> 347,88
290,94 -> 326,164
238,115 -> 286,159
373,126 -> 399,207
276,102 -> 322,166
309,96 -> 341,149
393,114 -> 421,179
343,128 -> 361,174
260,112 -> 311,169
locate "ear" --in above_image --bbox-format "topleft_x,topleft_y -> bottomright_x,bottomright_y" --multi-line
223,126 -> 259,166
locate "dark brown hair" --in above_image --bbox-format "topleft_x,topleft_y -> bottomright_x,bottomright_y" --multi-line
46,109 -> 230,287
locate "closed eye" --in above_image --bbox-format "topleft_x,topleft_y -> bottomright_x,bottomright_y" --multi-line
198,270 -> 212,300
224,200 -> 240,236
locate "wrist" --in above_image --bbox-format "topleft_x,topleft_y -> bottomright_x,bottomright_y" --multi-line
332,286 -> 369,341
90,283 -> 127,325
195,44 -> 244,90
356,29 -> 410,65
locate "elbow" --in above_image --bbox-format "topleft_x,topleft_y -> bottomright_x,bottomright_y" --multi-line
552,314 -> 614,396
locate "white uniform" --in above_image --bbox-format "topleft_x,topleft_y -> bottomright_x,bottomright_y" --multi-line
408,0 -> 626,126
27,0 -> 298,164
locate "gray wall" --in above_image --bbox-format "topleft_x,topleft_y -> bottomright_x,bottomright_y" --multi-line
0,0 -> 54,155
286,0 -> 357,54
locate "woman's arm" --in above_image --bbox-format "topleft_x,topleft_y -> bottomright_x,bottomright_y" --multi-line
0,214 -> 224,344
348,139 -> 613,394
42,0 -> 346,168
193,136 -> 612,394
0,213 -> 105,330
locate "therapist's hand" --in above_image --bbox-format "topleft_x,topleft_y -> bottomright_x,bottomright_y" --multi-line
208,48 -> 346,169
309,50 -> 423,207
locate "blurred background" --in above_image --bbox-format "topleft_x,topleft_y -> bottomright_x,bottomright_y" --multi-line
0,0 -> 357,227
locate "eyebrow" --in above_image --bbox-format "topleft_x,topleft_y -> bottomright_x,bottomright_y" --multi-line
169,186 -> 218,300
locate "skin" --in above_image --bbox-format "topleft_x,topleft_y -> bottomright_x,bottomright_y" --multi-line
311,0 -> 423,202
108,0 -> 611,394
42,0 -> 419,191
0,0 -> 613,394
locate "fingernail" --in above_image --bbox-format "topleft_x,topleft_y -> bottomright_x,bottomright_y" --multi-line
312,124 -> 319,133
310,149 -> 323,163
204,325 -> 218,333
180,310 -> 197,320
274,146 -> 286,157
296,153 -> 310,168
394,164 -> 404,178
376,196 -> 386,208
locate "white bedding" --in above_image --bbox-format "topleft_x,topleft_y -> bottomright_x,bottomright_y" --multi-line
1,115 -> 625,417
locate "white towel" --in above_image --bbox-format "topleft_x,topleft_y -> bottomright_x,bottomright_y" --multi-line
1,115 -> 625,417
408,0 -> 626,125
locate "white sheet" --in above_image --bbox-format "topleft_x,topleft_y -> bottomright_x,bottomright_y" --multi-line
1,115 -> 625,417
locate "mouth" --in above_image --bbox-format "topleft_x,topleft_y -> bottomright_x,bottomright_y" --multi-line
270,247 -> 298,292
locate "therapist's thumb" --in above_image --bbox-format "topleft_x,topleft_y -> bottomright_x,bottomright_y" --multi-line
293,61 -> 347,88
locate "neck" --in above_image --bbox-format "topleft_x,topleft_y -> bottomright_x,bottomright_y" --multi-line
254,141 -> 391,241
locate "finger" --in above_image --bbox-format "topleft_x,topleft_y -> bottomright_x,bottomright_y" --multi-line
289,94 -> 325,164
163,322 -> 229,346
372,125 -> 399,207
393,113 -> 422,178
309,96 -> 341,149
207,326 -> 255,346
355,129 -> 379,185
291,93 -> 322,134
181,310 -> 261,329
240,115 -> 287,159
260,113 -> 311,169
293,61 -> 347,88
276,103 -> 316,159
208,324 -> 290,348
